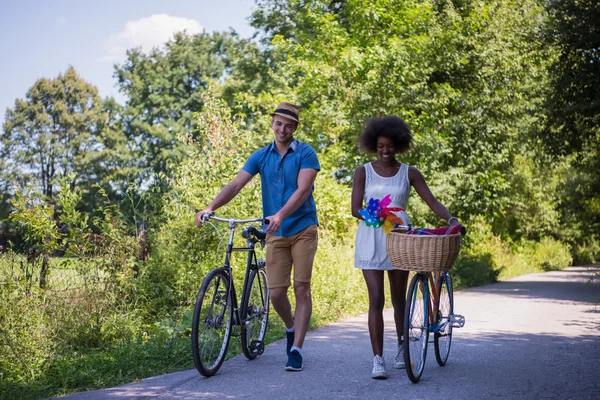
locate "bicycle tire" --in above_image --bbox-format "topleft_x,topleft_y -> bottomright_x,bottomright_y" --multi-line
241,267 -> 270,359
404,273 -> 429,383
191,268 -> 233,377
434,273 -> 453,366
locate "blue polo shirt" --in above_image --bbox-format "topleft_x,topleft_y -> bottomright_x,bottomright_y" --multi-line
242,139 -> 320,236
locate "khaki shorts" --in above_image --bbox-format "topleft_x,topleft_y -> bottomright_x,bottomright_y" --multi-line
265,224 -> 318,289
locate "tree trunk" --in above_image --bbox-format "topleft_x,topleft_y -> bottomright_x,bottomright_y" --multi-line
39,253 -> 49,289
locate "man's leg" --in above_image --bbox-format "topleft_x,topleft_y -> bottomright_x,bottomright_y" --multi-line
289,224 -> 318,349
265,233 -> 296,359
270,287 -> 294,329
285,224 -> 317,371
291,281 -> 311,348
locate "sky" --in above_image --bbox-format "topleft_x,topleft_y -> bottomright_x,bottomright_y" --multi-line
0,0 -> 257,127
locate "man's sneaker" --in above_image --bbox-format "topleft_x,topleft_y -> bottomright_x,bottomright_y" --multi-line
394,342 -> 405,369
371,355 -> 388,379
286,331 -> 295,356
285,349 -> 303,371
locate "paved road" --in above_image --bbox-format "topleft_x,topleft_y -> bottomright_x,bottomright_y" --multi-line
61,266 -> 600,399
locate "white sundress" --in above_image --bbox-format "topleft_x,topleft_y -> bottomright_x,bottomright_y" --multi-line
355,162 -> 411,270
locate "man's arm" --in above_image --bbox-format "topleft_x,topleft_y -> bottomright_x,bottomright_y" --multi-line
265,168 -> 318,234
195,170 -> 254,227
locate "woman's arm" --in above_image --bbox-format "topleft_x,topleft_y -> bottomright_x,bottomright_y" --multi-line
409,166 -> 459,225
351,166 -> 366,220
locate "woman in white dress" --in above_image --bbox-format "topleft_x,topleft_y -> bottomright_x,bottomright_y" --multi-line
351,116 -> 461,379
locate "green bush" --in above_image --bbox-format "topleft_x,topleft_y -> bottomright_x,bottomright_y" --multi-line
533,237 -> 572,271
452,252 -> 499,289
572,238 -> 600,265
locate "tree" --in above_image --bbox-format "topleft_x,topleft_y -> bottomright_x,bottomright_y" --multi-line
542,0 -> 600,259
248,0 -> 555,236
543,0 -> 600,155
113,31 -> 264,185
2,67 -> 107,201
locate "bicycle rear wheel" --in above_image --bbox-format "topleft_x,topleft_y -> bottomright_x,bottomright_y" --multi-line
241,267 -> 270,359
404,273 -> 429,383
434,273 -> 453,366
191,268 -> 233,377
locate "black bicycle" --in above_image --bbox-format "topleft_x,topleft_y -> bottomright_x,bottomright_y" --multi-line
191,212 -> 270,377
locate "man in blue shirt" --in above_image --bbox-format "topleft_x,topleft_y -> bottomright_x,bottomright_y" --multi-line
196,102 -> 320,372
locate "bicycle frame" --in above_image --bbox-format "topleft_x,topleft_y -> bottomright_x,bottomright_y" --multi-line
415,270 -> 463,333
426,272 -> 445,333
209,216 -> 267,329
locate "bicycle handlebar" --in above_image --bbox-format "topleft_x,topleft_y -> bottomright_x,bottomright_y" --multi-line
391,223 -> 467,235
201,211 -> 269,227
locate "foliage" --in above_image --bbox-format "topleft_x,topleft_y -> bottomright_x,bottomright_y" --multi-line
248,0 -> 556,243
10,188 -> 59,256
1,68 -> 118,203
140,85 -> 262,314
543,0 -> 600,155
1,179 -> 139,399
114,31 -> 263,185
0,67 -> 136,231
541,0 -> 600,257
533,237 -> 573,271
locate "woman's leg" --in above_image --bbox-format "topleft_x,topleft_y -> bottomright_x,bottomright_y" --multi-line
388,269 -> 409,342
362,269 -> 385,356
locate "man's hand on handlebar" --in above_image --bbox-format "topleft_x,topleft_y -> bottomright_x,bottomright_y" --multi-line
264,213 -> 282,234
195,209 -> 214,228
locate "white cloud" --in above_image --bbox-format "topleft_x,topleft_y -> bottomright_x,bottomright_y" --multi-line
57,17 -> 67,25
103,14 -> 204,62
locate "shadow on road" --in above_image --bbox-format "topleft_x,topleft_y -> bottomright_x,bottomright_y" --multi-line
462,266 -> 600,304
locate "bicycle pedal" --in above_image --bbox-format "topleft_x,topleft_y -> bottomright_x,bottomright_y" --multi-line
251,340 -> 265,355
449,314 -> 465,328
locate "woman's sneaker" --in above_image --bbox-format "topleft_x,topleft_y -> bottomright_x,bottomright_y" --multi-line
371,355 -> 388,379
394,342 -> 405,369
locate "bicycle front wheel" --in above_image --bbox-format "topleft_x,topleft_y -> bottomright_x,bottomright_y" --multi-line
241,267 -> 270,360
191,268 -> 233,377
404,273 -> 429,383
434,272 -> 453,366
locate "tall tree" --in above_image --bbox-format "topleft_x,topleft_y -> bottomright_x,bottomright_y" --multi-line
542,0 -> 600,257
1,67 -> 107,201
543,0 -> 600,155
114,30 -> 264,184
248,0 -> 555,235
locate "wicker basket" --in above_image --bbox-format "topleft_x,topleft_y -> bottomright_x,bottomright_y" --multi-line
386,231 -> 461,272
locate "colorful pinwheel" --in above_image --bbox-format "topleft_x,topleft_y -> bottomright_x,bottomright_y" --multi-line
359,194 -> 405,233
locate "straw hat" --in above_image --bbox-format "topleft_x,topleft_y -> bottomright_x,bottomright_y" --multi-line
271,102 -> 300,123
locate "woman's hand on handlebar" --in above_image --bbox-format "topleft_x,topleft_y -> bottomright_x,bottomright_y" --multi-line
447,216 -> 466,235
195,209 -> 214,228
